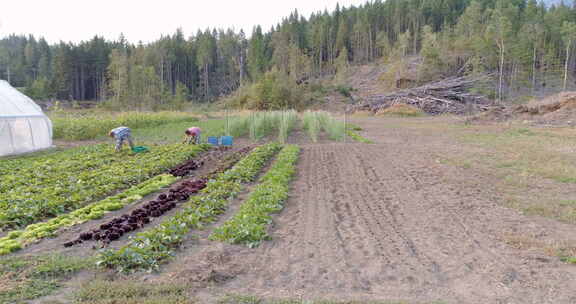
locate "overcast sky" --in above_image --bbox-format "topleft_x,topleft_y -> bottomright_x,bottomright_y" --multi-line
0,0 -> 367,44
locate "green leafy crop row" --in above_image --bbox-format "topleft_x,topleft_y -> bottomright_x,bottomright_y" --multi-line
0,144 -> 209,230
97,143 -> 282,273
347,130 -> 374,143
209,145 -> 300,247
0,174 -> 178,256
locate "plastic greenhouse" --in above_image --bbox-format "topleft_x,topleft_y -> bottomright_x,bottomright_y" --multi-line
0,80 -> 53,156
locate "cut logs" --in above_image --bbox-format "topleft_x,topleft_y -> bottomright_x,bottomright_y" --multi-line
353,75 -> 495,115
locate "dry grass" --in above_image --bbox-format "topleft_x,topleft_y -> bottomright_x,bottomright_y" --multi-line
502,232 -> 576,258
74,279 -> 194,304
454,126 -> 576,224
351,110 -> 374,117
459,127 -> 576,183
0,254 -> 90,303
376,104 -> 424,117
0,269 -> 24,294
218,294 -> 427,304
391,118 -> 576,226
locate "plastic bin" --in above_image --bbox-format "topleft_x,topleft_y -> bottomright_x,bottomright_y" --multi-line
132,146 -> 149,153
207,136 -> 219,146
220,136 -> 233,147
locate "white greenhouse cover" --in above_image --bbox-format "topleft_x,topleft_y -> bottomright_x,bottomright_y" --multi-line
0,80 -> 53,156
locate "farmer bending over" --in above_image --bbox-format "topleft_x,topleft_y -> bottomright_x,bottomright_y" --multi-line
109,126 -> 134,152
183,127 -> 201,144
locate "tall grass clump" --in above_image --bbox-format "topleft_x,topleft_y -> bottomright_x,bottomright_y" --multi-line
51,111 -> 198,141
277,110 -> 298,143
229,110 -> 298,142
303,111 -> 345,142
303,111 -> 321,142
228,116 -> 250,138
248,111 -> 279,141
318,111 -> 346,141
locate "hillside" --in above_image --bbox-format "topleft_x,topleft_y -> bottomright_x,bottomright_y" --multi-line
1,0 -> 576,111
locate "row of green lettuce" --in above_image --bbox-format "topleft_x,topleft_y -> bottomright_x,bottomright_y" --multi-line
97,143 -> 282,273
347,130 -> 374,143
210,145 -> 300,247
0,174 -> 177,255
0,144 -> 209,230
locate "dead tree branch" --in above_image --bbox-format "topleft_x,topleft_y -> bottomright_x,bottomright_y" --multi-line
353,75 -> 495,115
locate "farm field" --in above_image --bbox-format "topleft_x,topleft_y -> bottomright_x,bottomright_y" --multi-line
1,114 -> 576,304
140,117 -> 576,303
0,144 -> 208,234
50,110 -> 200,141
8,0 -> 576,302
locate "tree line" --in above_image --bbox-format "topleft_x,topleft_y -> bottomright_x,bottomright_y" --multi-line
0,0 -> 575,108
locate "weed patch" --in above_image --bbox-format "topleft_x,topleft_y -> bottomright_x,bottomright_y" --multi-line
74,279 -> 193,304
0,254 -> 90,303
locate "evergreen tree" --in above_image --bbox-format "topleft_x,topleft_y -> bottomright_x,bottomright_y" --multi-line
1,0 -> 576,106
561,21 -> 576,90
247,26 -> 267,81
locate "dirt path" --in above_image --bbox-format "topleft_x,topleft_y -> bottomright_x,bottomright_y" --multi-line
147,117 -> 576,304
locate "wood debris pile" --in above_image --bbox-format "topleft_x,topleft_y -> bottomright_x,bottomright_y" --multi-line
353,76 -> 495,115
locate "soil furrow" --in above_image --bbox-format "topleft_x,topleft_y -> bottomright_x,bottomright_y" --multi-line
150,119 -> 576,303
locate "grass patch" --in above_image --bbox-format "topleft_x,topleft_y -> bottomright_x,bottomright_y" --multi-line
375,104 -> 424,117
348,124 -> 363,131
76,284 -> 445,304
51,111 -> 199,141
503,232 -> 576,262
347,130 -> 374,144
438,157 -> 472,169
218,294 -> 442,304
423,119 -> 576,227
0,254 -> 91,303
122,119 -> 226,144
561,256 -> 576,264
506,128 -> 537,137
559,200 -> 576,206
460,127 -> 576,184
74,280 -> 193,304
522,199 -> 576,224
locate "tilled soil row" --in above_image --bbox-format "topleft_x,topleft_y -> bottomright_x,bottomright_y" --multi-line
156,142 -> 576,304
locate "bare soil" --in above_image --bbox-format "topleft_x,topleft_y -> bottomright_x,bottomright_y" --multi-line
146,117 -> 576,304
469,91 -> 576,126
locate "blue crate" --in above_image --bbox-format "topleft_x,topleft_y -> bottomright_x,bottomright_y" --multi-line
220,136 -> 233,146
207,136 -> 219,146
